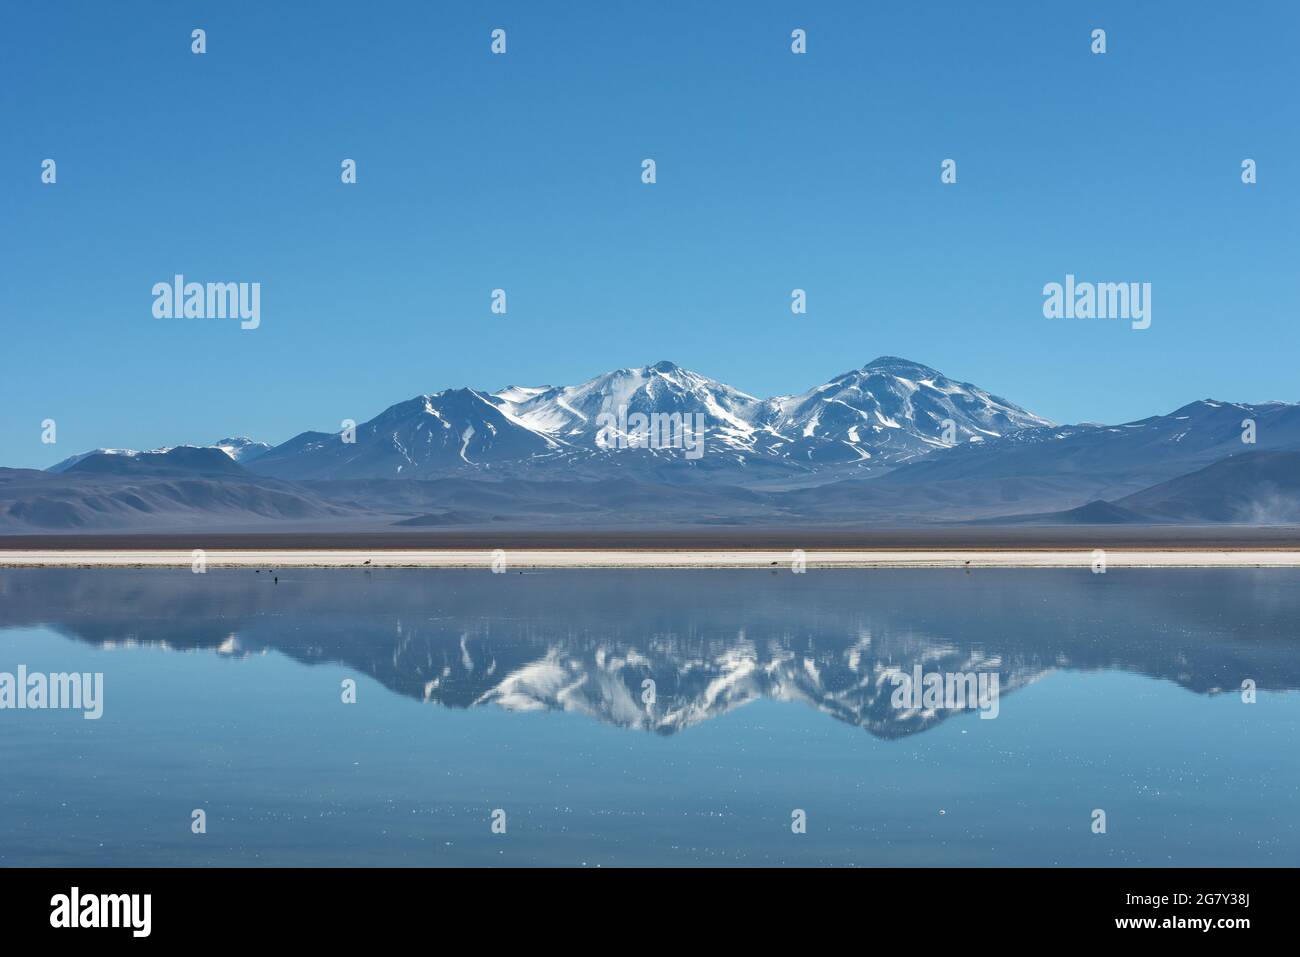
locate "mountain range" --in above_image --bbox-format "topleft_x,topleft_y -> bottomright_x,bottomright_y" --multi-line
241,356 -> 1050,482
4,357 -> 1298,531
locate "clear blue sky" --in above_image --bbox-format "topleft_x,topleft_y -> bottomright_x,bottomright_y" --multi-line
3,1 -> 1297,468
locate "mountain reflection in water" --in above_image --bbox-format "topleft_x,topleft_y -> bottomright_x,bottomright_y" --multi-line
2,567 -> 1297,738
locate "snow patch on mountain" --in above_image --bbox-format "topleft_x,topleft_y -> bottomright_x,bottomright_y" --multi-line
48,437 -> 271,473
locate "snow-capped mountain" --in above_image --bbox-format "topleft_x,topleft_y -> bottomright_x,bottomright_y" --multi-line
754,356 -> 1051,465
491,360 -> 767,462
251,388 -> 565,480
46,448 -> 143,473
247,357 -> 1053,482
213,437 -> 273,463
30,358 -> 1300,526
48,437 -> 271,473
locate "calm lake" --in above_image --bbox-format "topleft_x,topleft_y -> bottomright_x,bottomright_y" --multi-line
1,567 -> 1297,866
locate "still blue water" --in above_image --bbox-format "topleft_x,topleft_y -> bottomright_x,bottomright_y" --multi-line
1,568 -> 1297,866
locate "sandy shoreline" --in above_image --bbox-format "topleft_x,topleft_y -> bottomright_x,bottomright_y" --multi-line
3,549 -> 1300,568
